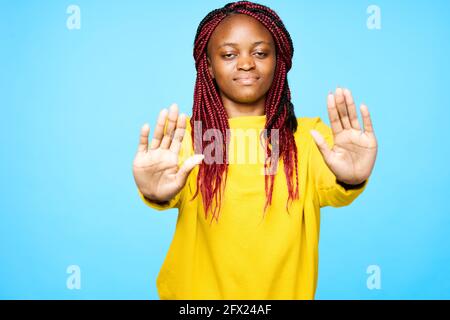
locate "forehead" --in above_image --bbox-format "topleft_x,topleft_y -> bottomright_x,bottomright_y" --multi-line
207,13 -> 274,50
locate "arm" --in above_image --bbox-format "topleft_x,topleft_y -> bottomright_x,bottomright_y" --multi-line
132,104 -> 203,212
310,88 -> 377,207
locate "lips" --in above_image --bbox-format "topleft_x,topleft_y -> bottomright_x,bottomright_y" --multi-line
234,75 -> 260,85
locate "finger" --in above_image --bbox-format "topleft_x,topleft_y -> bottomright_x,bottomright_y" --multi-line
327,92 -> 343,134
176,154 -> 204,186
137,123 -> 150,153
169,113 -> 187,155
160,103 -> 179,149
310,129 -> 332,162
343,88 -> 361,130
360,104 -> 374,133
335,87 -> 352,129
150,108 -> 169,149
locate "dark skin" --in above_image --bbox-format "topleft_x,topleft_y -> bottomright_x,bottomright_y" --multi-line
133,13 -> 378,202
206,13 -> 276,118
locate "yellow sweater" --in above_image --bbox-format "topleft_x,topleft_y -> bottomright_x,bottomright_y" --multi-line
138,115 -> 368,299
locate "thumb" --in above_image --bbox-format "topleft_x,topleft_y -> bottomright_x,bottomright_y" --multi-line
310,130 -> 332,162
176,154 -> 204,186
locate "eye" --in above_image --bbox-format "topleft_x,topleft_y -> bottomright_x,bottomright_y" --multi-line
222,53 -> 236,59
255,52 -> 267,58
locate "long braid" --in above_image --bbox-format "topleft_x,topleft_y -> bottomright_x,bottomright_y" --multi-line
191,1 -> 299,224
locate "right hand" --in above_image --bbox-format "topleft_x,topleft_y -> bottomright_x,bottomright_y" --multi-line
132,103 -> 204,203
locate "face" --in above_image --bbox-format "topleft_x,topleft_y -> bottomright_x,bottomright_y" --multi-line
206,13 -> 276,105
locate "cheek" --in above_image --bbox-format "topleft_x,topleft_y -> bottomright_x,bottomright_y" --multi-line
221,62 -> 236,80
259,61 -> 276,86
216,62 -> 235,79
213,64 -> 235,89
264,57 -> 277,76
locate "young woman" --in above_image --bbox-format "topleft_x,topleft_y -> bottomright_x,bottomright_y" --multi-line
132,1 -> 377,299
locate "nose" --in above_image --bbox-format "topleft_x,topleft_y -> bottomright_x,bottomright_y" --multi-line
237,54 -> 255,71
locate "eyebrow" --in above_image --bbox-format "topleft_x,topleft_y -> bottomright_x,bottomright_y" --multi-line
217,41 -> 272,49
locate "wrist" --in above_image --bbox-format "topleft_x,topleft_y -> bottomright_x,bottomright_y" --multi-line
142,193 -> 170,205
139,189 -> 166,203
336,179 -> 367,190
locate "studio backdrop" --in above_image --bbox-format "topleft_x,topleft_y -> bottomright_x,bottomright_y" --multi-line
1,0 -> 449,299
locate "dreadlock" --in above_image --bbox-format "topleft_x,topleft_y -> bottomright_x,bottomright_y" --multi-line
190,1 -> 299,224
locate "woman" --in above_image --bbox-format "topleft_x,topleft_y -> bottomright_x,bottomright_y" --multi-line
132,1 -> 377,299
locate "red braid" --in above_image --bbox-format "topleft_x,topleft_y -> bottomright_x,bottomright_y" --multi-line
191,1 -> 299,224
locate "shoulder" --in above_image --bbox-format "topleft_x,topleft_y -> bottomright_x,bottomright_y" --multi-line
295,116 -> 332,137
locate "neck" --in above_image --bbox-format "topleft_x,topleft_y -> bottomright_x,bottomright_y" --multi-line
220,92 -> 266,119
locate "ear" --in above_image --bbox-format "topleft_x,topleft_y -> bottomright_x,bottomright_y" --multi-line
207,56 -> 214,79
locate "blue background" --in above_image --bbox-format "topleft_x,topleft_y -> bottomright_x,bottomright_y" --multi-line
1,0 -> 449,299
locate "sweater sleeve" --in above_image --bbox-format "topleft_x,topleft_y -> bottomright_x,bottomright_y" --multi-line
310,117 -> 368,208
137,188 -> 183,211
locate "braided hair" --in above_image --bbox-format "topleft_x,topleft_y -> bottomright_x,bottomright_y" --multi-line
191,1 -> 299,223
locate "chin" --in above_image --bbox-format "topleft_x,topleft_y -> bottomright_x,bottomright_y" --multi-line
234,96 -> 260,104
233,92 -> 264,104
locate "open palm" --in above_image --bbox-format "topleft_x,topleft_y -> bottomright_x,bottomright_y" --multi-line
310,88 -> 378,185
133,104 -> 204,203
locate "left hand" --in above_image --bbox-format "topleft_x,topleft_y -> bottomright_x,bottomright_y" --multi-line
310,87 -> 378,185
